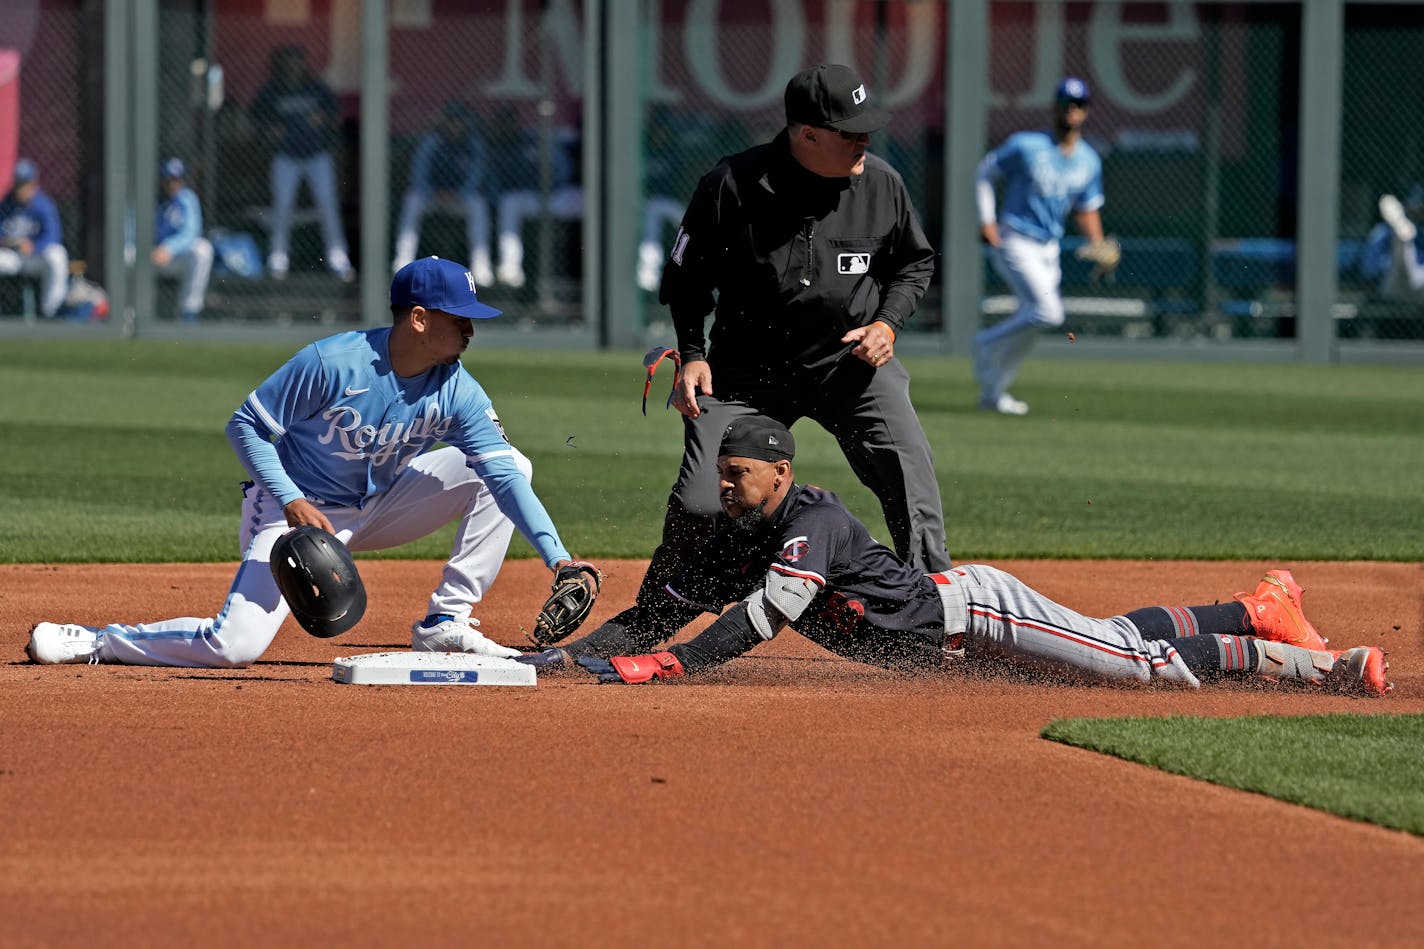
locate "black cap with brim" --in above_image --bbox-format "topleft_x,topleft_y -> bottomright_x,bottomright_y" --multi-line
719,415 -> 796,462
826,108 -> 892,134
785,63 -> 891,134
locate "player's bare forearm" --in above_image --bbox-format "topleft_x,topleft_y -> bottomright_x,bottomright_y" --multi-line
1075,209 -> 1105,243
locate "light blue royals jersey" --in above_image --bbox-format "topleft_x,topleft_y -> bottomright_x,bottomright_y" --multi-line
155,187 -> 203,255
226,328 -> 570,564
984,131 -> 1103,243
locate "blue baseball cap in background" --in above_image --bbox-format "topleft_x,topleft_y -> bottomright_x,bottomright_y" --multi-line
1055,76 -> 1091,104
160,157 -> 186,179
13,157 -> 38,184
390,256 -> 501,319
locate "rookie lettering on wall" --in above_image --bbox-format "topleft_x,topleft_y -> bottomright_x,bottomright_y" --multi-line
318,402 -> 454,467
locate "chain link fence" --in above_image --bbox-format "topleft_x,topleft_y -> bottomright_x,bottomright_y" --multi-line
1338,5 -> 1424,340
2,0 -> 1421,346
0,0 -> 89,319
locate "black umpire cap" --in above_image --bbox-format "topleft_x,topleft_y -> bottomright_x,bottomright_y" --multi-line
720,416 -> 796,462
784,63 -> 891,134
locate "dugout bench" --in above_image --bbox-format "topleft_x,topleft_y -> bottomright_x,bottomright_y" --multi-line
1208,237 -> 1424,340
981,236 -> 1200,338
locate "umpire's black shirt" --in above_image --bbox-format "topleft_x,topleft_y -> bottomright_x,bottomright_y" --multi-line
660,130 -> 936,377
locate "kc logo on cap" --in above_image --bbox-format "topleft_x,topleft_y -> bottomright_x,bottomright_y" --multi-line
390,256 -> 501,320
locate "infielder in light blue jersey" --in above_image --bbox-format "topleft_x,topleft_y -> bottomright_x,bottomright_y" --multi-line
27,256 -> 589,668
972,76 -> 1106,415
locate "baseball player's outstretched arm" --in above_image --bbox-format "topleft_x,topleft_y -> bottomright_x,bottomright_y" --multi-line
577,600 -> 764,684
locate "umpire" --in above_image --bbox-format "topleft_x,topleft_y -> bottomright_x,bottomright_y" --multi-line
649,62 -> 950,591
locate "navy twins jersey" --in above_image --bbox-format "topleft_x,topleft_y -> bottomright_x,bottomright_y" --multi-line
669,483 -> 948,668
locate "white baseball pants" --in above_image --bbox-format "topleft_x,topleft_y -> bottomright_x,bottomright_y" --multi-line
393,189 -> 493,278
268,151 -> 350,270
940,564 -> 1201,687
1380,233 -> 1424,300
973,230 -> 1064,403
156,237 -> 214,317
495,186 -> 584,281
96,446 -> 529,668
0,243 -> 70,316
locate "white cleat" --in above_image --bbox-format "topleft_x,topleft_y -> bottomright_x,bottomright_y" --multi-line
411,618 -> 522,658
27,623 -> 103,664
637,242 -> 664,292
1379,194 -> 1417,243
981,393 -> 1029,415
496,264 -> 526,289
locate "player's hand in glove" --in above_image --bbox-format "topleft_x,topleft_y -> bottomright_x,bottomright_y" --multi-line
1073,238 -> 1122,282
529,560 -> 603,647
577,652 -> 687,684
515,647 -> 571,672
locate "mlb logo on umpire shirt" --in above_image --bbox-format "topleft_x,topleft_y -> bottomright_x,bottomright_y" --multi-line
838,253 -> 870,275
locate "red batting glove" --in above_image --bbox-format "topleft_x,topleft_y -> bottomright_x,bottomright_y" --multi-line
609,651 -> 686,684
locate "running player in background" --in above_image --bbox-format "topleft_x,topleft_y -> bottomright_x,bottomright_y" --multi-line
522,415 -> 1390,698
26,257 -> 595,668
972,76 -> 1106,416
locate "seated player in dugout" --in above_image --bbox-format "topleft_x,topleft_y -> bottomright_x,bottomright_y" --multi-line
520,415 -> 1392,696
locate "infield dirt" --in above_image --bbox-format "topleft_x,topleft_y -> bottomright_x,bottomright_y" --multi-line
3,559 -> 1421,947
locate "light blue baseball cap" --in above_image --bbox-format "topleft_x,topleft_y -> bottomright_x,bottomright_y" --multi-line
160,157 -> 186,179
390,256 -> 501,319
13,157 -> 38,184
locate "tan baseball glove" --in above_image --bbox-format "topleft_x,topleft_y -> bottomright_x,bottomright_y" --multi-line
529,561 -> 603,646
1074,238 -> 1122,282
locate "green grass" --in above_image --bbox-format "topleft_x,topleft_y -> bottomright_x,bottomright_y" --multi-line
1,339 -> 1421,562
1043,714 -> 1424,835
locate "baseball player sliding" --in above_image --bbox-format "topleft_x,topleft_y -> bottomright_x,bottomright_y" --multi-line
26,257 -> 598,667
522,416 -> 1391,697
973,76 -> 1118,415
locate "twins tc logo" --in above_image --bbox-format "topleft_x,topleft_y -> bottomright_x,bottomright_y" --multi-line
838,254 -> 871,275
780,535 -> 811,562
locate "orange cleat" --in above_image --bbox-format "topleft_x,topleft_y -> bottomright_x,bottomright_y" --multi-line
1234,569 -> 1329,651
1328,646 -> 1393,697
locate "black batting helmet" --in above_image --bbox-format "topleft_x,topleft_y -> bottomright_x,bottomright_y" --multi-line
269,526 -> 367,638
